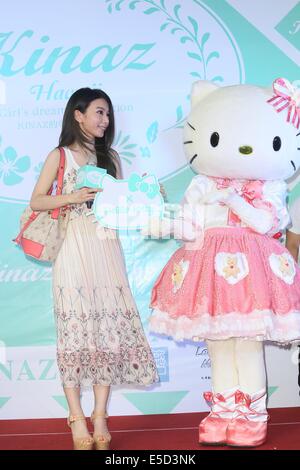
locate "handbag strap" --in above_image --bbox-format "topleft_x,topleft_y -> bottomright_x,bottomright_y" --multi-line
51,147 -> 66,220
56,147 -> 66,196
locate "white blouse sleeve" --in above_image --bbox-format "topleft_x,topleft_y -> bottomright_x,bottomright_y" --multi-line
182,175 -> 213,205
179,175 -> 213,226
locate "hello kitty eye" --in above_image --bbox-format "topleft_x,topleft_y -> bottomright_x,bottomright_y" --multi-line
210,132 -> 219,147
273,136 -> 281,151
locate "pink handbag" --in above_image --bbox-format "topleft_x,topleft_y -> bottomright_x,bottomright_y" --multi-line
13,147 -> 70,262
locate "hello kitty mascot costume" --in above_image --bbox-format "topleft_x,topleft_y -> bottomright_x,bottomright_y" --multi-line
148,78 -> 300,447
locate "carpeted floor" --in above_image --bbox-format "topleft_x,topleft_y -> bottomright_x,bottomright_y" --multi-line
0,408 -> 299,450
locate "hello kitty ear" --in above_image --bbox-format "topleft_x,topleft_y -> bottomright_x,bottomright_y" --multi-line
191,80 -> 219,108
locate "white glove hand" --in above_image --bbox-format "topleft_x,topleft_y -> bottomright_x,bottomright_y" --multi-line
141,216 -> 199,241
202,188 -> 235,205
172,218 -> 198,242
141,216 -> 173,238
163,203 -> 183,218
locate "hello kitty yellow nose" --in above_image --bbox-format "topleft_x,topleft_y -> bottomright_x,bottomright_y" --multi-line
239,145 -> 253,155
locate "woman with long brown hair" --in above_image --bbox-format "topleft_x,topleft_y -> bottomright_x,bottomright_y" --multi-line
30,88 -> 158,450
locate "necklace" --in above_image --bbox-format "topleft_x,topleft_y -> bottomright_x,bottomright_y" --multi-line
70,146 -> 96,165
86,153 -> 97,165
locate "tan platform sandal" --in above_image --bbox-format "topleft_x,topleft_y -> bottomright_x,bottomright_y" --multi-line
91,411 -> 112,450
67,414 -> 94,450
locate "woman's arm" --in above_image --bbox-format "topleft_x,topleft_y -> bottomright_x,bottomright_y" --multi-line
286,230 -> 300,262
30,148 -> 100,211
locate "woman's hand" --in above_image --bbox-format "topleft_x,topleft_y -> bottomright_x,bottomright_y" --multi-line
68,187 -> 102,205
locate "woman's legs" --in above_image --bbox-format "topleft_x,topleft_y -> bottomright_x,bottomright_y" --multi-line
64,387 -> 91,439
92,385 -> 111,437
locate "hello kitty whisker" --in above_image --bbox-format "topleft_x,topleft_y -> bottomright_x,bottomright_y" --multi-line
291,160 -> 296,171
184,141 -> 193,144
189,154 -> 198,164
187,122 -> 196,131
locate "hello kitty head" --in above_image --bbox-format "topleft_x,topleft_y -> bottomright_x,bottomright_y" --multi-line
183,79 -> 300,181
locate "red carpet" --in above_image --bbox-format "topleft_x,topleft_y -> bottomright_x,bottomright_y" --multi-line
0,408 -> 299,450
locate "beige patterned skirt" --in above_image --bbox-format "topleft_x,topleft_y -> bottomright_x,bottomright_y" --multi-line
53,213 -> 158,388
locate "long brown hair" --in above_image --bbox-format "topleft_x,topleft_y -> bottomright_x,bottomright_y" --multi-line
59,88 -> 117,177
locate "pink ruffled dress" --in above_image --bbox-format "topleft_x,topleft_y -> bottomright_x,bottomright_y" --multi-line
149,175 -> 300,343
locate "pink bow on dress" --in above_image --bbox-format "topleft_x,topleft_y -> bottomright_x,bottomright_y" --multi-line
214,178 -> 264,226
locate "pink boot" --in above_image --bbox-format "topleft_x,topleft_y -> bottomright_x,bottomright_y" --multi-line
199,389 -> 236,445
226,389 -> 269,447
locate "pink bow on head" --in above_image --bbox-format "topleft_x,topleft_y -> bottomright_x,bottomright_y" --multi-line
267,78 -> 300,129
